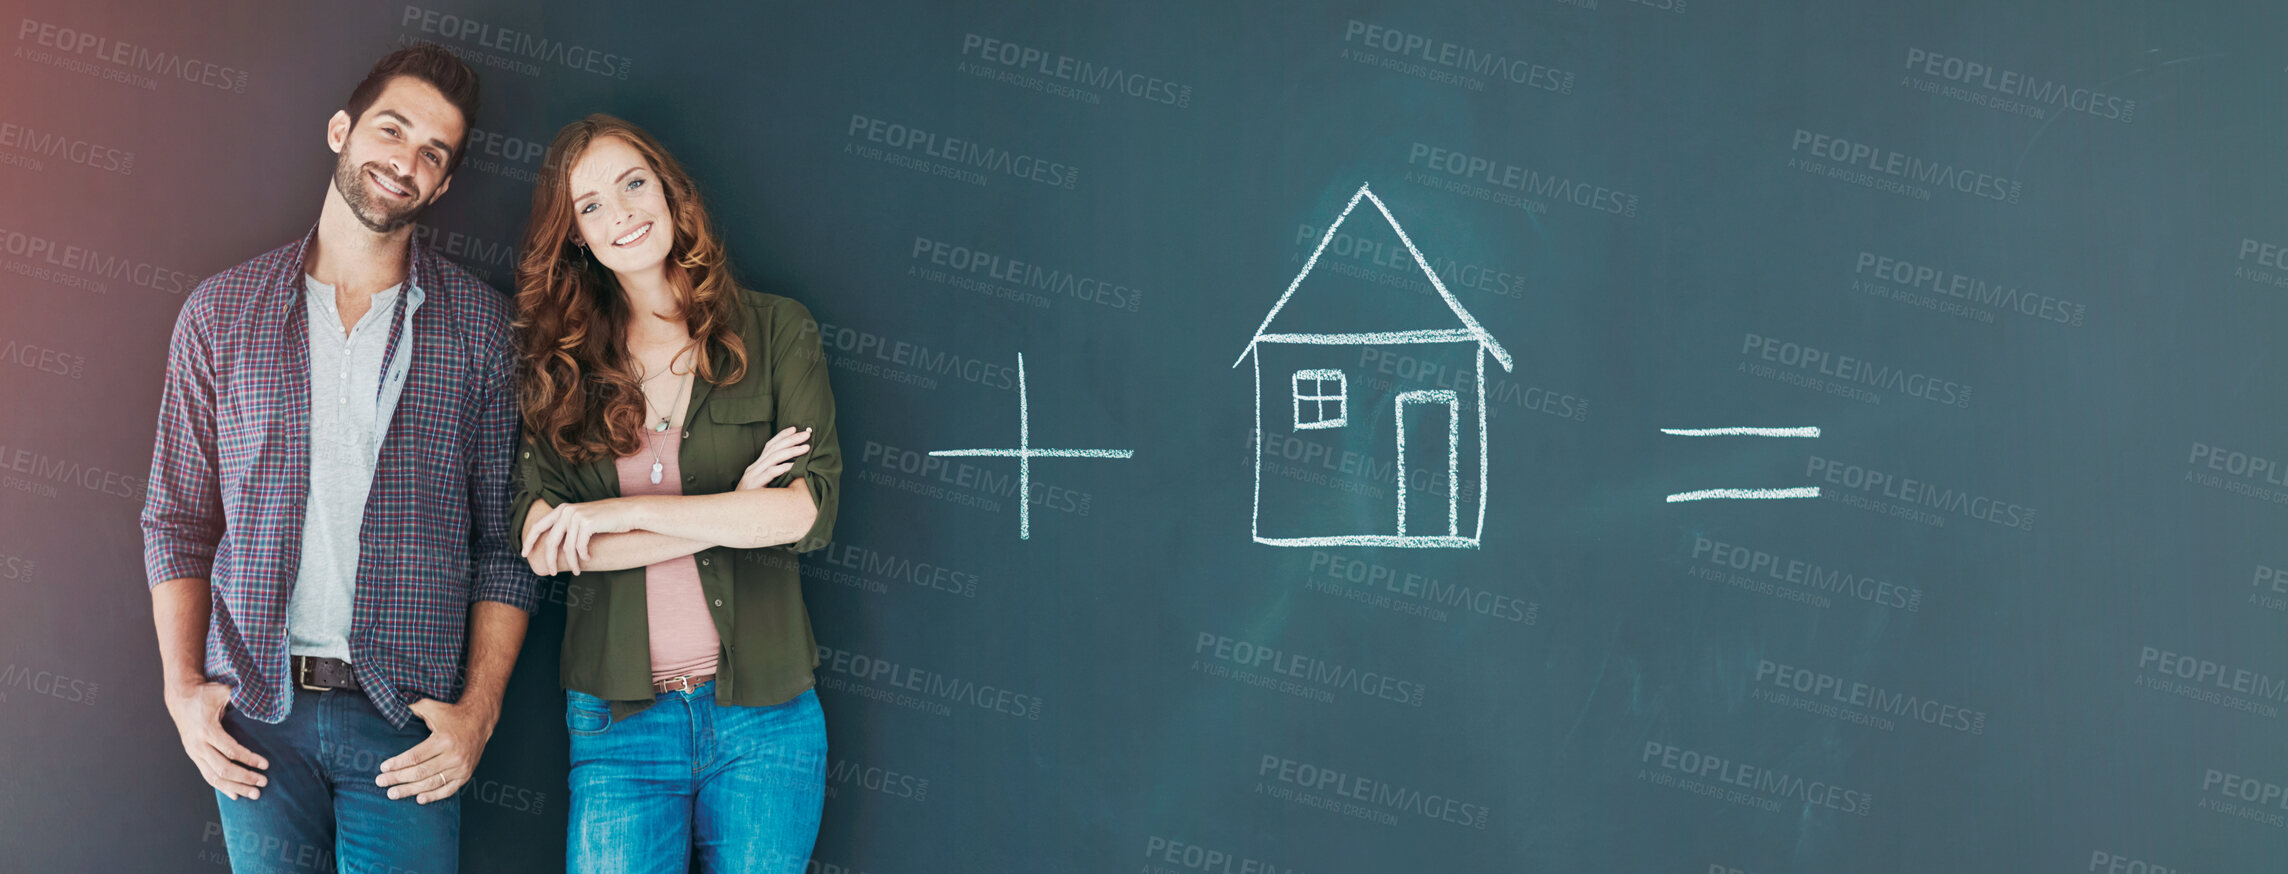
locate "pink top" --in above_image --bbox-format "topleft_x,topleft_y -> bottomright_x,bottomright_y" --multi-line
612,428 -> 722,684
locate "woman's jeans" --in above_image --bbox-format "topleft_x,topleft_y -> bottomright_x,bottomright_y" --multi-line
566,682 -> 827,874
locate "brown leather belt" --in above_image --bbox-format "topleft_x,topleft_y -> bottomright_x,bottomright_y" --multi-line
292,655 -> 359,692
654,673 -> 713,695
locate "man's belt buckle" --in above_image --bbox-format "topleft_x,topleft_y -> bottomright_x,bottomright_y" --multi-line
296,657 -> 331,692
662,674 -> 696,694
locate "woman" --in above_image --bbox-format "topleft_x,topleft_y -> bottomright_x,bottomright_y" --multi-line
510,113 -> 841,873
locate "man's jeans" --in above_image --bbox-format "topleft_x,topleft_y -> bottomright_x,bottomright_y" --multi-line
566,683 -> 827,874
214,687 -> 459,874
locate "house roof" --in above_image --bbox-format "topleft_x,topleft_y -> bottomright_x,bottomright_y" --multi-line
1233,182 -> 1513,371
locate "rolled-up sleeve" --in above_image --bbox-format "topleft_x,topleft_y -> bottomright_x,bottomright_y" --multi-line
468,336 -> 539,611
141,299 -> 223,587
509,430 -> 576,551
770,302 -> 839,553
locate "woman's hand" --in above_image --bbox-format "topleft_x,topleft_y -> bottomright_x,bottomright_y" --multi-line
520,429 -> 812,576
520,498 -> 640,575
737,427 -> 814,491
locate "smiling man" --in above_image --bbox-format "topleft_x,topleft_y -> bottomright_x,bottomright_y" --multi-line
139,44 -> 536,873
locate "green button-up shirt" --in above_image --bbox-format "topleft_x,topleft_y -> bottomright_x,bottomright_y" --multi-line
511,289 -> 839,719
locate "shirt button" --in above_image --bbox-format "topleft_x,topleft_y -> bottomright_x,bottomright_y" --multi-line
713,599 -> 723,607
681,429 -> 690,439
685,474 -> 695,483
699,558 -> 710,566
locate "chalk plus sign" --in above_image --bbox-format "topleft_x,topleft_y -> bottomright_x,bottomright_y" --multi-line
928,353 -> 1134,539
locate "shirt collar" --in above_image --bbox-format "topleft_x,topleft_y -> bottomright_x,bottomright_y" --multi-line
304,274 -> 404,314
280,223 -> 437,304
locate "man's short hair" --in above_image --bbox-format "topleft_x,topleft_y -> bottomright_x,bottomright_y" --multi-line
343,43 -> 481,176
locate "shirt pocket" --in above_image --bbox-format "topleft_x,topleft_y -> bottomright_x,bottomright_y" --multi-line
707,391 -> 776,429
705,391 -> 777,485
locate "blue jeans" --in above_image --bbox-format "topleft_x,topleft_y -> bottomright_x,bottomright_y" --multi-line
214,687 -> 459,874
566,683 -> 827,874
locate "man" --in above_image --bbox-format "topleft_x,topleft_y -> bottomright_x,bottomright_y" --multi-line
139,44 -> 534,873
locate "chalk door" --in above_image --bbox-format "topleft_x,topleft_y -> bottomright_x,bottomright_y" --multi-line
1394,390 -> 1460,539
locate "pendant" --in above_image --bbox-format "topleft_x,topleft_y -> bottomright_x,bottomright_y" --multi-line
653,418 -> 668,433
650,461 -> 664,484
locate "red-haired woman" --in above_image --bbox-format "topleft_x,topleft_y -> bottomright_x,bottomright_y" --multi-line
510,113 -> 839,872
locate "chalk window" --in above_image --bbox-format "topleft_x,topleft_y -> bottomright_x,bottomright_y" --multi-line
1292,369 -> 1347,430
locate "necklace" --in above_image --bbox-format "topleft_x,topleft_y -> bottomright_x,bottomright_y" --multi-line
638,346 -> 695,484
641,374 -> 690,484
636,343 -> 697,429
641,367 -> 690,432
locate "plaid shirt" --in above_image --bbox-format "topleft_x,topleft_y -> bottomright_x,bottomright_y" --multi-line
140,227 -> 536,728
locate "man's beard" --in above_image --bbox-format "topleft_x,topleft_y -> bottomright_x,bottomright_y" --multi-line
332,155 -> 429,234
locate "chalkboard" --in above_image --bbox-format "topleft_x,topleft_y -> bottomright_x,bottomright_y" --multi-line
1,1 -> 2284,871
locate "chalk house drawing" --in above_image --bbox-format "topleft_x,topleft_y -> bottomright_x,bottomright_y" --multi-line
1232,182 -> 1513,548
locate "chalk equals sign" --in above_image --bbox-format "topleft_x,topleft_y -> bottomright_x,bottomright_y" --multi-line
1660,426 -> 1821,503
